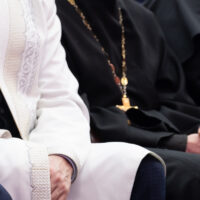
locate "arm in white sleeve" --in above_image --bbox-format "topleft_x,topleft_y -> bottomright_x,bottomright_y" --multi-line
29,0 -> 91,174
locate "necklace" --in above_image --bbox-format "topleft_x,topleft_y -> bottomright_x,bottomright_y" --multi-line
67,0 -> 138,111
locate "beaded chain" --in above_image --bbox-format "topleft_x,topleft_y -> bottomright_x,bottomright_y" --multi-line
67,0 -> 138,111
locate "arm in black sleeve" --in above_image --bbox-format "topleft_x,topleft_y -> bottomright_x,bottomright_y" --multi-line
90,105 -> 187,151
158,134 -> 187,151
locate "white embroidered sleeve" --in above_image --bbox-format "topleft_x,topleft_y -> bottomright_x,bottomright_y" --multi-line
29,0 -> 91,174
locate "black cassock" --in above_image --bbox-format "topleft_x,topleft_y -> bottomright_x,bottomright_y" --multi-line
56,0 -> 200,199
0,91 -> 20,138
140,0 -> 200,105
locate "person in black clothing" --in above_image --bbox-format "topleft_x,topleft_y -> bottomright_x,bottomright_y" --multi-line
56,0 -> 200,199
136,0 -> 200,105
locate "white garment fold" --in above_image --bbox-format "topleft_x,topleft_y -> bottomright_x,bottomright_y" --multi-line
68,142 -> 153,200
0,140 -> 163,200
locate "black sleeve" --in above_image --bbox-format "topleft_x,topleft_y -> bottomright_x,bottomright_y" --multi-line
158,134 -> 187,152
90,105 -> 187,151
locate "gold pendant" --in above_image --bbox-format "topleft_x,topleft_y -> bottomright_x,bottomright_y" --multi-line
116,96 -> 139,112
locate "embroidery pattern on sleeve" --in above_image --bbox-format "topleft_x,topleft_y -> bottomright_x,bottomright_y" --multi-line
18,0 -> 40,94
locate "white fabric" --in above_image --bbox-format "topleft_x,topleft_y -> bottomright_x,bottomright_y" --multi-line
0,0 -> 9,79
68,143 -> 150,200
0,137 -> 51,200
0,138 -> 32,200
0,0 -> 164,199
0,0 -> 91,173
0,140 -> 150,200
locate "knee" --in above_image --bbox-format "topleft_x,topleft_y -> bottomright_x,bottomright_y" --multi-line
141,155 -> 165,178
131,155 -> 166,200
140,155 -> 165,187
0,185 -> 12,200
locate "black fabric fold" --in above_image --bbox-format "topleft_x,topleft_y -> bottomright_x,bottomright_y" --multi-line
142,0 -> 200,62
56,0 -> 200,150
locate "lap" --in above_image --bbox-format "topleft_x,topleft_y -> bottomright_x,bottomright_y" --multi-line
149,148 -> 200,200
0,139 -> 164,200
0,138 -> 50,200
68,142 -> 152,200
0,184 -> 12,200
0,138 -> 32,200
149,147 -> 200,171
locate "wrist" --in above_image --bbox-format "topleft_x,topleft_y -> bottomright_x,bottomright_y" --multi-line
49,155 -> 76,182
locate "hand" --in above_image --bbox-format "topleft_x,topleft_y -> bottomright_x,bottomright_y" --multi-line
49,155 -> 73,200
186,133 -> 200,154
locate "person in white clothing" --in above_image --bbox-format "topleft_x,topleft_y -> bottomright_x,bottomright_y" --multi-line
0,0 -> 165,199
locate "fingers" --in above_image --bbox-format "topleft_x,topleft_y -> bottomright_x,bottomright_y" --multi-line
49,155 -> 73,200
51,177 -> 70,200
50,167 -> 71,200
58,193 -> 68,200
51,184 -> 69,200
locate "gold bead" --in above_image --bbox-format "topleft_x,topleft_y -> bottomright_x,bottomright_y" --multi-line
121,77 -> 128,86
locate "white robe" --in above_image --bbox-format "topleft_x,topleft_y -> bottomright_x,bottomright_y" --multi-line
0,0 -> 164,199
0,137 -> 163,200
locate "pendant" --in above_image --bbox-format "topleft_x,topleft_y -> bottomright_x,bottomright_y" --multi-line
116,96 -> 139,112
